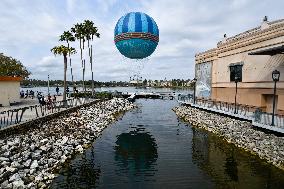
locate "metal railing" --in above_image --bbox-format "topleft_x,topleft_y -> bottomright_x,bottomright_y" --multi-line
177,94 -> 284,129
254,110 -> 284,128
0,98 -> 94,128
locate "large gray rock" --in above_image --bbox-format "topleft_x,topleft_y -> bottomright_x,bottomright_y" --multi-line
30,160 -> 38,169
12,179 -> 25,189
5,167 -> 16,173
0,157 -> 10,162
9,173 -> 21,182
23,159 -> 31,168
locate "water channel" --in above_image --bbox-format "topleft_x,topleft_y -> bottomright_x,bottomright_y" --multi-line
51,99 -> 284,189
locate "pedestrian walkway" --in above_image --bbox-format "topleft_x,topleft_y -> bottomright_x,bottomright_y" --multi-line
0,97 -> 95,128
177,95 -> 284,134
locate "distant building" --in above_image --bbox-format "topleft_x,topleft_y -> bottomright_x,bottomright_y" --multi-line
129,80 -> 142,84
0,76 -> 22,106
195,17 -> 284,114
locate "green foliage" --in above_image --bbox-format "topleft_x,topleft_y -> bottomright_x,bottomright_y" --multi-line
71,20 -> 100,42
83,20 -> 100,40
71,23 -> 85,41
51,45 -> 76,56
21,79 -> 130,87
143,79 -> 147,86
94,92 -> 113,99
0,53 -> 30,79
59,31 -> 75,44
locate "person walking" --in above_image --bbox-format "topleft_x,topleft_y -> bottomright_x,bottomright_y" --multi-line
66,86 -> 70,98
52,95 -> 57,102
30,90 -> 34,99
20,90 -> 24,98
24,90 -> 29,98
47,94 -> 52,109
56,86 -> 59,96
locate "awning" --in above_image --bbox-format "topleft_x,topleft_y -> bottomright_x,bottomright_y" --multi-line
248,45 -> 284,56
0,76 -> 22,82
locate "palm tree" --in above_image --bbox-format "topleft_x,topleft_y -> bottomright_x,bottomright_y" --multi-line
59,31 -> 76,94
71,23 -> 86,92
51,45 -> 76,102
83,20 -> 100,96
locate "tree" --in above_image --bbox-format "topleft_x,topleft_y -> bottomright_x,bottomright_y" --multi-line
143,79 -> 147,86
71,23 -> 86,92
71,20 -> 100,95
59,31 -> 76,94
51,45 -> 76,102
0,53 -> 30,79
83,20 -> 100,96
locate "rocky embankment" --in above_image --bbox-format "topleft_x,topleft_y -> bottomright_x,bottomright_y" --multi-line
173,106 -> 284,170
0,98 -> 135,189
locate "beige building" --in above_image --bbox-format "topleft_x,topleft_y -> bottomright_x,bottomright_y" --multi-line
0,76 -> 22,106
195,17 -> 284,114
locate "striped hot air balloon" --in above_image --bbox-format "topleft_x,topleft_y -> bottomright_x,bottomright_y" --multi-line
114,12 -> 159,59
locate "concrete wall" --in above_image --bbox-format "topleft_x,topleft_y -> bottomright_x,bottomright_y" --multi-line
196,19 -> 284,114
212,53 -> 284,88
211,88 -> 284,113
0,81 -> 21,106
211,48 -> 284,114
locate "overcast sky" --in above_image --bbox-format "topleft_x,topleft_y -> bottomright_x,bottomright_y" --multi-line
0,0 -> 283,81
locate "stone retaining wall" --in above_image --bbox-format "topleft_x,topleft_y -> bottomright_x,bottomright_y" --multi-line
0,98 -> 135,188
173,106 -> 284,170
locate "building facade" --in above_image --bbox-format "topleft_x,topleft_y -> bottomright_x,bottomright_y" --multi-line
195,18 -> 284,114
0,76 -> 22,106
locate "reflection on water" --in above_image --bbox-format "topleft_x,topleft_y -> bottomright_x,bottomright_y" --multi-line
51,99 -> 284,189
50,149 -> 101,188
192,128 -> 284,189
225,155 -> 238,182
114,128 -> 158,178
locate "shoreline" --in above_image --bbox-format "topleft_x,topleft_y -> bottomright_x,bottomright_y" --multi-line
173,106 -> 284,171
0,98 -> 136,188
20,86 -> 193,89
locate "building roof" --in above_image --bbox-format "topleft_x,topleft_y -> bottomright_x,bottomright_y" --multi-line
248,45 -> 284,56
221,19 -> 284,44
195,18 -> 284,63
0,76 -> 22,82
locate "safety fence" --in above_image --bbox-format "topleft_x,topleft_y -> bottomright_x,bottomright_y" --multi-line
177,94 -> 284,130
254,111 -> 284,129
0,98 -> 94,128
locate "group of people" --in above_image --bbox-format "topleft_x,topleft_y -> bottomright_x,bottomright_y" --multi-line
56,86 -> 78,96
20,86 -> 78,106
37,92 -> 56,106
20,90 -> 35,99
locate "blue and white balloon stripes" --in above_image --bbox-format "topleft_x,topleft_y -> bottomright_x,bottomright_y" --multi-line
114,12 -> 159,59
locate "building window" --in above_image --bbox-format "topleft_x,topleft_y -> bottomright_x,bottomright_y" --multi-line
230,65 -> 243,82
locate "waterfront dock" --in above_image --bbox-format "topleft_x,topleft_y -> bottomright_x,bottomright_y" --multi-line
122,92 -> 176,102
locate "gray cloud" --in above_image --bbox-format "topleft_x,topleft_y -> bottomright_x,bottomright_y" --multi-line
0,0 -> 283,81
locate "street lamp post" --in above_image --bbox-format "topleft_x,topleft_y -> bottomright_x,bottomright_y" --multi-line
47,75 -> 50,95
193,78 -> 197,104
234,75 -> 239,114
271,70 -> 280,126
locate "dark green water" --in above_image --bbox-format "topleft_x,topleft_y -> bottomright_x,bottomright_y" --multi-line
51,99 -> 284,189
